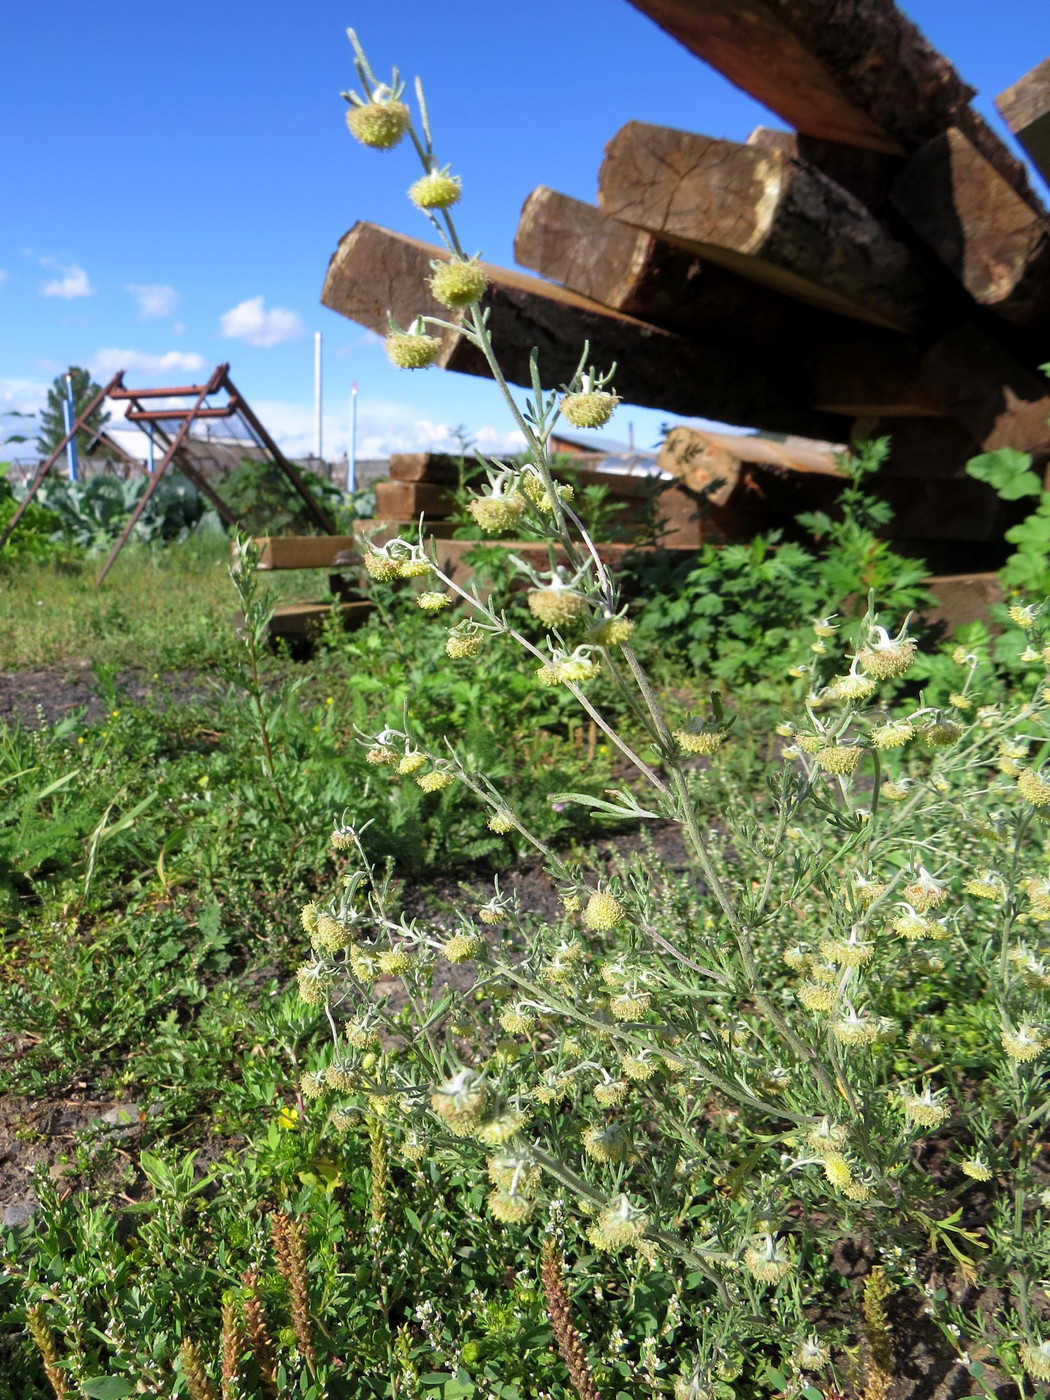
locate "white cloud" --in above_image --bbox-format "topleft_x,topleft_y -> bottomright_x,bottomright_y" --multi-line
219,296 -> 304,348
0,376 -> 48,424
252,395 -> 524,460
40,258 -> 94,299
89,348 -> 207,380
125,283 -> 180,318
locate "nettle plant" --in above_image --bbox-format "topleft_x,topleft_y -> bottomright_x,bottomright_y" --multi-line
298,33 -> 1050,1394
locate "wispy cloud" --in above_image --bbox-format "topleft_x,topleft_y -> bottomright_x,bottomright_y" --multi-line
0,271 -> 9,289
40,257 -> 94,299
219,296 -> 304,348
125,283 -> 180,318
89,348 -> 206,380
0,376 -> 48,422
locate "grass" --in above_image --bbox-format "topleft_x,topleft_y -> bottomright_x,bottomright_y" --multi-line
0,535 -> 350,672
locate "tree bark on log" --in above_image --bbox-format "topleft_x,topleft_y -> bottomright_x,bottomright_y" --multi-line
514,185 -> 839,351
598,122 -> 936,330
623,0 -> 1039,211
320,221 -> 848,439
997,57 -> 1050,189
891,128 -> 1050,331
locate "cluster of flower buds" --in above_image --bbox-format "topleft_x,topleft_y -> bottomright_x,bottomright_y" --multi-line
385,315 -> 442,370
362,538 -> 432,581
560,371 -> 620,430
536,645 -> 600,687
344,80 -> 411,150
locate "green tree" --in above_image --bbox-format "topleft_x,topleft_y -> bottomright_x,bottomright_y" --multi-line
35,366 -> 111,458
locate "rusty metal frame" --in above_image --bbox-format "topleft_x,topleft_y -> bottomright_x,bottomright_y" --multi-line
4,362 -> 339,579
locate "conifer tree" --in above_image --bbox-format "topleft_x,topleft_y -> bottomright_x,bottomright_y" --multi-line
35,366 -> 110,457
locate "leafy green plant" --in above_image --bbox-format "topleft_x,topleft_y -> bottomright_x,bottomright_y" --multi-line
967,446 -> 1050,594
217,458 -> 347,537
632,439 -> 932,692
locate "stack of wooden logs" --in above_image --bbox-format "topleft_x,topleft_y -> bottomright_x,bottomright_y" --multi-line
322,0 -> 1050,570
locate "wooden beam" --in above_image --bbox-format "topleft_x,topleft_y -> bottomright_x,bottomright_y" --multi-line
811,341 -> 947,418
624,0 -> 1038,210
747,127 -> 903,209
374,480 -> 457,519
891,128 -> 1050,331
389,452 -> 460,484
514,185 -> 833,350
597,122 -> 935,330
997,57 -> 1050,189
320,221 -> 848,440
917,324 -> 1050,459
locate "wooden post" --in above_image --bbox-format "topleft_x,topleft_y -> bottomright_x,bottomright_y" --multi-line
997,57 -> 1050,189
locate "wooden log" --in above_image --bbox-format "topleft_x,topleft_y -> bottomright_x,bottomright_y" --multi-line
514,185 -> 831,350
321,221 -> 848,440
598,122 -> 935,330
810,341 -> 947,418
658,425 -> 843,504
374,480 -> 456,519
921,573 -> 1004,632
997,58 -> 1050,189
891,128 -> 1050,331
388,452 -> 461,484
623,0 -> 1038,209
917,325 -> 1050,460
748,127 -> 903,209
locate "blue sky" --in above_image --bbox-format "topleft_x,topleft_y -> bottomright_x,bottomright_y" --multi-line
2,0 -> 1046,463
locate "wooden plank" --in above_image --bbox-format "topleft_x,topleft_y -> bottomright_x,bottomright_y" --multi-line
598,122 -> 935,330
320,222 -> 849,440
374,480 -> 456,519
254,536 -> 359,570
623,0 -> 1039,210
917,324 -> 1050,459
389,452 -> 461,484
514,185 -> 833,350
921,573 -> 1004,631
891,128 -> 1050,330
266,601 -> 373,642
997,58 -> 1050,189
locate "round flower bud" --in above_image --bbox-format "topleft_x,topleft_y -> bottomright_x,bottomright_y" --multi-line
442,931 -> 481,963
528,586 -> 589,628
899,1087 -> 951,1129
364,551 -> 402,581
581,1123 -> 630,1164
558,655 -> 599,684
560,390 -> 620,430
1018,768 -> 1050,806
592,1195 -> 649,1249
409,170 -> 461,209
312,913 -> 354,954
584,891 -> 625,932
590,614 -> 635,646
828,673 -> 877,703
346,98 -> 411,150
345,1021 -> 379,1049
798,983 -> 836,1013
474,1106 -> 529,1146
417,591 -> 451,611
793,1336 -> 830,1370
819,935 -> 874,968
330,825 -> 355,851
499,1006 -> 535,1035
488,810 -> 515,834
609,992 -> 651,1021
621,1053 -> 657,1082
348,946 -> 380,982
536,663 -> 562,686
881,781 -> 910,801
416,770 -> 453,792
822,1152 -> 854,1188
398,556 -> 431,578
961,1155 -> 992,1182
486,1188 -> 536,1224
832,1010 -> 878,1046
856,634 -> 917,679
367,744 -> 398,765
923,718 -> 964,747
904,868 -> 948,912
300,902 -> 320,936
385,330 -> 441,369
429,258 -> 488,308
815,745 -> 861,775
397,751 -> 427,775
446,629 -> 484,659
1020,1342 -> 1050,1383
807,1119 -> 848,1156
377,948 -> 412,977
743,1235 -> 793,1284
299,1070 -> 326,1101
325,1061 -> 358,1093
593,1079 -> 629,1107
1001,1025 -> 1047,1061
870,720 -> 914,749
674,729 -> 724,755
467,492 -> 525,534
296,962 -> 334,1005
430,1069 -> 487,1136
